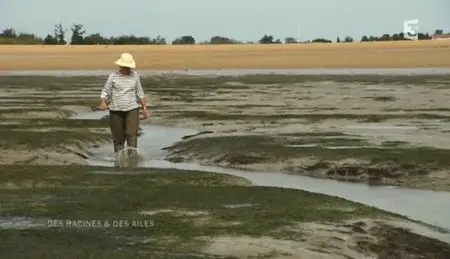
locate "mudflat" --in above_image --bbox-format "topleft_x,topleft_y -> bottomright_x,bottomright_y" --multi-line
143,74 -> 450,191
1,75 -> 450,258
0,40 -> 450,70
2,74 -> 450,191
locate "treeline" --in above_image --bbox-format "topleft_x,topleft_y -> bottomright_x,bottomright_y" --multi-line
0,28 -> 43,44
0,24 -> 448,45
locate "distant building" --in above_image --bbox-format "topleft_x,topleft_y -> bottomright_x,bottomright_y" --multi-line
432,34 -> 450,40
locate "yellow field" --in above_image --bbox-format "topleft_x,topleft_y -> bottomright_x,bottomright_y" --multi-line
1,40 -> 449,70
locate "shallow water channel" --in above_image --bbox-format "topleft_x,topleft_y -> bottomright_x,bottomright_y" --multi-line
72,111 -> 450,239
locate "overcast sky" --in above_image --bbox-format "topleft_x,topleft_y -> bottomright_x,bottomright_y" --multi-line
1,0 -> 448,42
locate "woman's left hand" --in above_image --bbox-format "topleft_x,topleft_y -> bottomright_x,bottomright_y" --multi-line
141,107 -> 150,119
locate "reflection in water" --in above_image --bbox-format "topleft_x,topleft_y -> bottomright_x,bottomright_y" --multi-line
114,147 -> 141,168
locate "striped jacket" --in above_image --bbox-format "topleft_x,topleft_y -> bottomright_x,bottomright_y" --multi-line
100,71 -> 145,111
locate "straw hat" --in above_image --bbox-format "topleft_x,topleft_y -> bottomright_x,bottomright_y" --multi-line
114,53 -> 136,68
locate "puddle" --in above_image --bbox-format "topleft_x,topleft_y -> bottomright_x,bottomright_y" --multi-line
344,125 -> 418,130
0,217 -> 48,229
1,68 -> 450,77
324,146 -> 394,149
284,144 -> 396,149
140,210 -> 209,217
285,144 -> 318,148
81,111 -> 450,237
0,121 -> 20,125
223,203 -> 253,209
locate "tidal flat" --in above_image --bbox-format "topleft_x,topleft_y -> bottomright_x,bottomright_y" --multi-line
1,73 -> 450,258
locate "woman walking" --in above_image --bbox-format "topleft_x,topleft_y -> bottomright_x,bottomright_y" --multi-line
99,53 -> 149,158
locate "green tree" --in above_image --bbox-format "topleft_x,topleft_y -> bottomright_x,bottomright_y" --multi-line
172,35 -> 195,45
110,35 -> 152,45
379,34 -> 391,41
344,36 -> 354,42
259,35 -> 273,44
150,35 -> 166,45
44,34 -> 58,45
0,28 -> 17,38
70,24 -> 86,45
434,29 -> 444,35
391,33 -> 403,41
16,33 -> 42,44
54,23 -> 67,45
83,33 -> 109,45
259,35 -> 280,44
311,38 -> 332,43
209,36 -> 234,44
418,33 -> 431,40
0,28 -> 43,44
336,36 -> 340,43
284,37 -> 297,44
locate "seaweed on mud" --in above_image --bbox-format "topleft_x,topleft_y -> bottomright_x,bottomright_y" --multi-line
0,165 -> 388,258
0,118 -> 108,130
0,129 -> 110,149
3,74 -> 450,93
142,74 -> 450,86
165,134 -> 450,188
365,96 -> 397,102
168,111 -> 450,122
166,135 -> 450,168
358,224 -> 450,259
1,74 -> 450,257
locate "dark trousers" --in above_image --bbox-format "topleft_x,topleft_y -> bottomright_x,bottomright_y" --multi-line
109,108 -> 140,153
